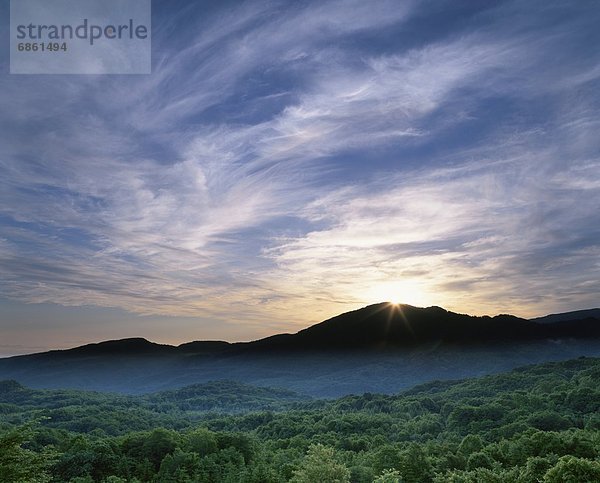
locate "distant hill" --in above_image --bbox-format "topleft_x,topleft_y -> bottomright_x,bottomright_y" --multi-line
243,303 -> 600,351
530,308 -> 600,324
12,303 -> 598,357
0,303 -> 599,397
61,337 -> 178,355
147,380 -> 311,412
0,379 -> 309,424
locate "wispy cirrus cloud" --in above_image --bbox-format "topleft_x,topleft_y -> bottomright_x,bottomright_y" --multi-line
0,0 -> 599,349
263,145 -> 600,320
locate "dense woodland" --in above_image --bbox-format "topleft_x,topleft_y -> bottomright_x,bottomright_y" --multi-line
1,357 -> 600,482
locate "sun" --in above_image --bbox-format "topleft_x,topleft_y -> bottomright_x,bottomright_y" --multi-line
388,295 -> 402,305
368,281 -> 430,308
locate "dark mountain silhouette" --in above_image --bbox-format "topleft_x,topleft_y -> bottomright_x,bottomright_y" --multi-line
241,303 -> 600,352
62,337 -> 177,356
530,308 -> 600,324
0,303 -> 598,397
11,304 -> 600,359
248,304 -> 520,351
177,341 -> 232,354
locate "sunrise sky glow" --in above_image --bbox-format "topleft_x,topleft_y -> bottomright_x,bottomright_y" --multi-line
1,0 -> 599,355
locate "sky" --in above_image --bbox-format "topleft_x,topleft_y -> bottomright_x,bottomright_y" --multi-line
1,0 -> 599,356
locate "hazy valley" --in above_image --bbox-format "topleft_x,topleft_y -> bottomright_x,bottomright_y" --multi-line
2,303 -> 599,397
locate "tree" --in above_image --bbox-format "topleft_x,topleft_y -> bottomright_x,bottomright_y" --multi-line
516,456 -> 555,483
457,435 -> 484,456
374,468 -> 404,483
141,428 -> 178,469
373,444 -> 402,474
0,424 -> 56,483
291,444 -> 350,483
155,448 -> 199,482
466,451 -> 494,471
543,456 -> 600,483
183,428 -> 218,456
397,445 -> 434,483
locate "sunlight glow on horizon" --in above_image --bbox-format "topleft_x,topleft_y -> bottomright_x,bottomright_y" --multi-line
0,1 -> 598,354
363,281 -> 432,309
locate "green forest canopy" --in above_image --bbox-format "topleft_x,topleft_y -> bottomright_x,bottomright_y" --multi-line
1,357 -> 600,482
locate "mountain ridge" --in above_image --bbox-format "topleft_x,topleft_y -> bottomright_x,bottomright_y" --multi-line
1,303 -> 599,397
530,308 -> 600,324
3,303 -> 600,359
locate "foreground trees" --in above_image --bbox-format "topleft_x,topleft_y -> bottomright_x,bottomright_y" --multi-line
0,424 -> 55,483
291,444 -> 350,483
1,357 -> 599,482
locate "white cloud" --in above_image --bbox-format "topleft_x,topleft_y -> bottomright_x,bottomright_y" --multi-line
0,0 -> 598,340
